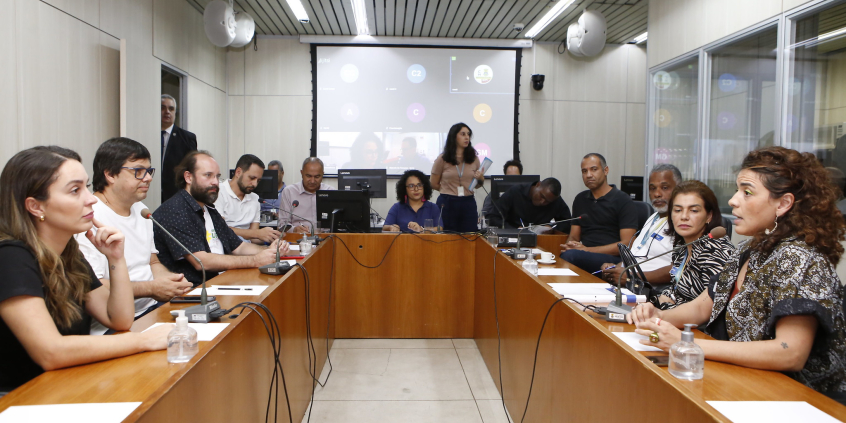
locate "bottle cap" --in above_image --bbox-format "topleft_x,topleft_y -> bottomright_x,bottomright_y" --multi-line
175,309 -> 188,328
681,323 -> 697,342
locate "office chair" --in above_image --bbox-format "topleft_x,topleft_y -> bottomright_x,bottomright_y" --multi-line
633,201 -> 655,230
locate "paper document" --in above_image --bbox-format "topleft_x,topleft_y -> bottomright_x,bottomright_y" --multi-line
547,283 -> 646,303
468,157 -> 493,191
706,401 -> 840,423
187,285 -> 270,296
288,244 -> 300,251
612,332 -> 663,352
537,268 -> 579,276
0,402 -> 142,423
144,322 -> 229,341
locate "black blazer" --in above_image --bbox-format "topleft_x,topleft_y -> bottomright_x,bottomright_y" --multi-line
161,125 -> 197,201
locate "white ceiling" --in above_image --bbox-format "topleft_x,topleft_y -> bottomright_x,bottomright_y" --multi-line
188,0 -> 647,43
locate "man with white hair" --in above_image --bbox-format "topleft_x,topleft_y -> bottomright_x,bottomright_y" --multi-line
161,94 -> 197,201
599,163 -> 682,285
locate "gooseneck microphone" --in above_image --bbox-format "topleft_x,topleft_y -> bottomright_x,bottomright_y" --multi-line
520,214 -> 586,232
141,208 -> 221,323
605,226 -> 727,322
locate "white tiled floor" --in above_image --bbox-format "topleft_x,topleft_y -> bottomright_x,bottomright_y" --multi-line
301,339 -> 511,423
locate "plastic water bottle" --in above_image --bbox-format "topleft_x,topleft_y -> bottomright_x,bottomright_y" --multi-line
522,253 -> 538,276
167,310 -> 198,363
669,324 -> 704,380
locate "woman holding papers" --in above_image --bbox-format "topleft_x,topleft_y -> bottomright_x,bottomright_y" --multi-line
629,147 -> 846,404
0,147 -> 171,394
430,123 -> 486,233
654,181 -> 734,309
383,170 -> 440,233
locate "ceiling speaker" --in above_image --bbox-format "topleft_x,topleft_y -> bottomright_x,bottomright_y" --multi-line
204,0 -> 236,47
230,12 -> 255,47
567,10 -> 607,57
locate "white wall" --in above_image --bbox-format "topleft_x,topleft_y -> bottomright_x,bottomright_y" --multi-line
227,39 -> 648,218
647,0 -> 814,68
1,0 -> 227,208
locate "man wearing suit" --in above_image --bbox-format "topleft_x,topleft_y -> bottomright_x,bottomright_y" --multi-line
161,94 -> 197,201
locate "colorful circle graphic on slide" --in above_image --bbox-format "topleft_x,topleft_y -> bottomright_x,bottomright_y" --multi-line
653,71 -> 671,90
341,103 -> 360,122
717,111 -> 736,130
407,64 -> 426,83
474,65 -> 493,84
475,143 -> 491,159
340,64 -> 359,83
407,103 -> 426,123
473,104 -> 492,123
718,73 -> 737,92
654,108 -> 672,128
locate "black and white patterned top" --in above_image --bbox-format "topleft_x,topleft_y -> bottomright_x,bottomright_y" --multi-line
706,238 -> 846,400
153,189 -> 243,285
659,235 -> 734,309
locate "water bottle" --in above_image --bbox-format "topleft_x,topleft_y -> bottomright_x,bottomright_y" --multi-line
522,253 -> 538,276
669,323 -> 704,380
167,310 -> 198,363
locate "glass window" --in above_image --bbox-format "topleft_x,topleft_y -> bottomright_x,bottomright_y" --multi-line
649,57 -> 699,180
785,1 -> 846,212
704,26 -> 778,213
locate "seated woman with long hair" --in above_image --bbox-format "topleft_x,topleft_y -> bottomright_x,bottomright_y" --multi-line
629,147 -> 846,403
383,170 -> 440,233
0,146 -> 171,394
655,180 -> 735,309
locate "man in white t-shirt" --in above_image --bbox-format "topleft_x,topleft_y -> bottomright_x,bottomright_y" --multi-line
76,137 -> 193,335
599,164 -> 682,285
214,154 -> 281,243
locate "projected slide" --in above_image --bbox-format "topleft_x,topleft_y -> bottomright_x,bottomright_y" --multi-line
315,45 -> 518,175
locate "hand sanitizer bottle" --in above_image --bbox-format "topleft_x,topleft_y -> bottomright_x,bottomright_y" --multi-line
669,323 -> 704,380
522,254 -> 538,276
299,233 -> 313,254
167,310 -> 198,363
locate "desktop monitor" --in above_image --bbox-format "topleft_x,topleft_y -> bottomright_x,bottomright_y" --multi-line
338,169 -> 388,199
620,176 -> 644,202
490,175 -> 541,202
228,169 -> 279,202
316,190 -> 370,233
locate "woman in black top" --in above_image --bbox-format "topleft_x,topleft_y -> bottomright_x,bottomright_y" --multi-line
0,146 -> 171,393
656,180 -> 734,309
629,147 -> 846,403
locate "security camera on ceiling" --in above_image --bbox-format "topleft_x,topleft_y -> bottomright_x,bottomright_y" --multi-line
566,10 -> 607,57
513,23 -> 525,33
204,0 -> 255,48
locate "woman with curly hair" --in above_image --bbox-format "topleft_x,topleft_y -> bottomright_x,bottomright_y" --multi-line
629,146 -> 846,403
430,123 -> 486,233
383,170 -> 440,233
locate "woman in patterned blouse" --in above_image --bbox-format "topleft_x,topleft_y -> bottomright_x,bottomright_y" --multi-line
655,181 -> 734,309
628,147 -> 846,403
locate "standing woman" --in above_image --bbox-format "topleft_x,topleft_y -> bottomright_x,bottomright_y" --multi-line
431,123 -> 486,233
0,146 -> 171,395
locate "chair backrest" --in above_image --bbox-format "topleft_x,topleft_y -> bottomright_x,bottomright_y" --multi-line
721,216 -> 733,239
633,201 -> 655,231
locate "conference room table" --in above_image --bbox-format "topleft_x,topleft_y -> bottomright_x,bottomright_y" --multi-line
1,233 -> 845,422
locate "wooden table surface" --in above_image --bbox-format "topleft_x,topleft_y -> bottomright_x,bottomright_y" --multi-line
1,234 -> 844,422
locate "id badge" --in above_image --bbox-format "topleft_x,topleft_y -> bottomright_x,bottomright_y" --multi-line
669,266 -> 680,277
652,233 -> 664,241
458,186 -> 465,196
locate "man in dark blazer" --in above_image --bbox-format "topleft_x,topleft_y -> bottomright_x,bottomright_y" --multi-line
161,94 -> 198,201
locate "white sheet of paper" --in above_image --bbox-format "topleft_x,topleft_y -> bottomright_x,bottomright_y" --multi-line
537,268 -> 579,276
531,249 -> 544,254
612,332 -> 663,352
706,401 -> 840,423
144,322 -> 229,341
187,285 -> 270,296
0,402 -> 142,423
288,244 -> 300,251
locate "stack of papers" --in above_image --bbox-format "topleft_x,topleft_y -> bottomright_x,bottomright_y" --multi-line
706,401 -> 839,423
547,283 -> 645,303
612,332 -> 662,352
537,268 -> 578,276
0,402 -> 142,422
144,322 -> 229,341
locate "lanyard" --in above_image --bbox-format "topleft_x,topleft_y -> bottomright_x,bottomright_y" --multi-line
672,249 -> 690,284
639,215 -> 666,248
456,162 -> 466,179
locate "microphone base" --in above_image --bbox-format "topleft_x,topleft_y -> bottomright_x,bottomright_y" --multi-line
259,261 -> 293,275
182,301 -> 222,323
605,301 -> 632,323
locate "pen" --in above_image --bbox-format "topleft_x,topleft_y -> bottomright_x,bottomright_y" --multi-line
218,287 -> 253,291
520,218 -> 525,228
280,256 -> 306,260
591,265 -> 614,275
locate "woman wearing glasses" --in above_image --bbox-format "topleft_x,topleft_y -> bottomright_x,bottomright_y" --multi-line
383,170 -> 440,233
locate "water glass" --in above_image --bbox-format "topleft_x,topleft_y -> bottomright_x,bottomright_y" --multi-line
424,219 -> 435,233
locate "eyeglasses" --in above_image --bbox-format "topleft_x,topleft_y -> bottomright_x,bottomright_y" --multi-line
406,183 -> 423,190
122,167 -> 156,180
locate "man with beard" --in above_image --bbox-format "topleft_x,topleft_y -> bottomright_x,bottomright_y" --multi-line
214,154 -> 281,243
76,137 -> 193,334
599,164 -> 682,285
153,151 -> 288,285
559,153 -> 639,274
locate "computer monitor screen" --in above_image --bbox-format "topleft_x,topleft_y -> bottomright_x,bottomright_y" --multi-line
316,190 -> 370,233
338,169 -> 387,199
620,176 -> 644,202
228,169 -> 279,202
490,175 -> 540,202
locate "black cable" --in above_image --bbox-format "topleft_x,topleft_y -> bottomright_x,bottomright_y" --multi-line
332,231 -> 402,268
491,248 -> 513,423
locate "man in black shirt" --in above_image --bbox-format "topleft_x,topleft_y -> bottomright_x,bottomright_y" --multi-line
488,177 -> 572,233
153,151 -> 288,285
559,153 -> 638,274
